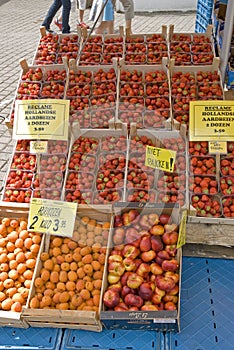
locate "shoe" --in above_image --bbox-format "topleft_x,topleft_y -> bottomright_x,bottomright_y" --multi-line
54,18 -> 62,31
46,28 -> 56,34
77,22 -> 89,29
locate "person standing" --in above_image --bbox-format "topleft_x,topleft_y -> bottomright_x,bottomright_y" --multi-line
119,0 -> 134,33
54,0 -> 89,30
89,0 -> 115,34
42,0 -> 71,34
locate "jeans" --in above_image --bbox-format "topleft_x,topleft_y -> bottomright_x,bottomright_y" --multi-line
42,0 -> 71,33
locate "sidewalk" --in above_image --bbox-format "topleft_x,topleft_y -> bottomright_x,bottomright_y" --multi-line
0,0 -> 196,189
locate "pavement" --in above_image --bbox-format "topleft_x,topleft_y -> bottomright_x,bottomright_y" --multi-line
0,0 -> 196,191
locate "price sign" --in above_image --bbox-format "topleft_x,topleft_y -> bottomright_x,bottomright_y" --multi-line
28,198 -> 77,237
13,99 -> 70,140
189,100 -> 234,141
145,146 -> 176,172
30,140 -> 48,154
177,210 -> 187,248
209,141 -> 227,154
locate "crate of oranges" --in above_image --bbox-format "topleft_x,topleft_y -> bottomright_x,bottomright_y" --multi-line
23,204 -> 112,331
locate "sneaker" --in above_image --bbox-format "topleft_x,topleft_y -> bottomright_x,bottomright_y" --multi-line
54,18 -> 62,31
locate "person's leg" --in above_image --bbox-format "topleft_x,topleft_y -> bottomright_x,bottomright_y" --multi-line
61,0 -> 71,33
42,0 -> 62,30
120,0 -> 134,31
79,9 -> 85,22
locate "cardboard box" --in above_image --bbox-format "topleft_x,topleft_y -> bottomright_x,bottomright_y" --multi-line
100,202 -> 182,332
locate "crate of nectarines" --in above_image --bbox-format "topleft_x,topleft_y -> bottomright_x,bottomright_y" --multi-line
23,204 -> 112,331
100,202 -> 182,332
0,202 -> 43,328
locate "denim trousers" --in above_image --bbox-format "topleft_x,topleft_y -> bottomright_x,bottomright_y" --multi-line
42,0 -> 71,33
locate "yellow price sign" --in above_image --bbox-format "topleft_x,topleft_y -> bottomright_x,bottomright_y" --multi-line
145,145 -> 176,172
177,210 -> 187,248
13,99 -> 70,140
28,198 -> 77,237
189,100 -> 234,141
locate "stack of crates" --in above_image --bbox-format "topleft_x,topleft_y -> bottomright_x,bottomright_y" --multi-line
195,0 -> 214,33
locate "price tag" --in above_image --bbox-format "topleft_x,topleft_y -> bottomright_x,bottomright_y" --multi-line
145,146 -> 176,172
177,210 -> 187,248
209,141 -> 227,154
189,100 -> 234,141
30,140 -> 48,154
28,198 -> 77,237
13,99 -> 69,140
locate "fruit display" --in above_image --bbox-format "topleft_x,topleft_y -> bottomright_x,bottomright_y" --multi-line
102,206 -> 181,316
0,214 -> 42,314
28,213 -> 110,314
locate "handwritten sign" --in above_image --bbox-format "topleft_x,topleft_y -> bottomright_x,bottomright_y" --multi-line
189,100 -> 234,141
13,99 -> 69,140
28,198 -> 77,237
145,146 -> 176,172
209,141 -> 227,154
30,140 -> 48,154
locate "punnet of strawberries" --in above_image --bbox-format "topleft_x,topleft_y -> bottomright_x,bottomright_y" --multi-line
222,196 -> 234,218
191,194 -> 222,217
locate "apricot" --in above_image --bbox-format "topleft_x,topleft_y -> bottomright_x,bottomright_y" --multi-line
3,278 -> 14,289
70,262 -> 78,271
16,252 -> 26,263
93,270 -> 103,280
10,219 -> 18,228
6,242 -> 15,252
85,281 -> 93,292
41,295 -> 52,307
41,252 -> 50,261
24,251 -> 34,260
80,246 -> 91,256
7,231 -> 18,242
64,253 -> 73,263
0,281 -> 4,292
32,234 -> 41,244
59,270 -> 68,283
11,301 -> 22,312
44,288 -> 54,297
35,277 -> 44,288
67,240 -> 77,250
80,289 -> 91,300
12,293 -> 24,304
26,259 -> 36,269
71,294 -> 83,308
66,281 -> 76,291
23,270 -> 33,280
0,253 -> 7,264
0,292 -> 6,302
52,237 -> 63,247
18,275 -> 26,284
24,280 -> 31,289
52,247 -> 61,257
50,271 -> 59,283
93,294 -> 100,307
61,244 -> 69,254
2,298 -> 14,310
44,259 -> 54,271
67,271 -> 77,282
19,230 -> 29,240
56,302 -> 69,310
61,262 -> 70,271
82,254 -> 92,264
72,252 -> 82,262
8,269 -> 19,280
17,263 -> 27,274
81,216 -> 90,225
0,271 -> 8,281
30,296 -> 40,308
93,279 -> 102,290
2,218 -> 10,226
45,281 -> 55,290
57,282 -> 66,292
30,244 -> 40,254
91,260 -> 101,271
76,279 -> 85,292
92,243 -> 101,253
0,238 -> 6,247
53,292 -> 61,304
59,291 -> 70,303
15,238 -> 24,248
77,267 -> 85,279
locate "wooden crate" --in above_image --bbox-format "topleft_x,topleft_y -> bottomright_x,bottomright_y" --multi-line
100,202 -> 182,332
22,204 -> 113,331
